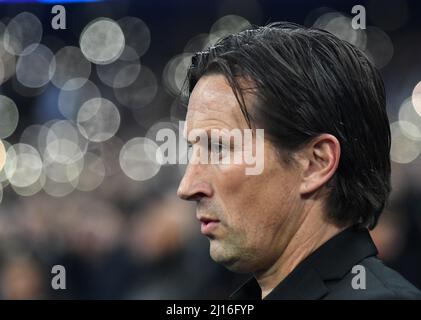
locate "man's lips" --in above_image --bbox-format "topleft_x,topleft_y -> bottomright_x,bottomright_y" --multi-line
198,216 -> 220,235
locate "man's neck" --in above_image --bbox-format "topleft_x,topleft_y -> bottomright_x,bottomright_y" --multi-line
255,207 -> 345,299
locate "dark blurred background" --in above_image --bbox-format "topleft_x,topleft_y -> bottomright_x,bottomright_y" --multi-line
0,0 -> 420,299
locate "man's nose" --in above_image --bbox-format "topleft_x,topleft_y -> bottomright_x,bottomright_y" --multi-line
177,164 -> 213,201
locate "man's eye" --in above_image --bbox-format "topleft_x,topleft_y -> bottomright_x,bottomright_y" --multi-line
210,143 -> 226,154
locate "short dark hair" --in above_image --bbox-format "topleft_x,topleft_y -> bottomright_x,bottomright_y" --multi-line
184,22 -> 391,229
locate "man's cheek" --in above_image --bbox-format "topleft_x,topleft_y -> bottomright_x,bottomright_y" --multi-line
217,163 -> 249,181
220,173 -> 260,201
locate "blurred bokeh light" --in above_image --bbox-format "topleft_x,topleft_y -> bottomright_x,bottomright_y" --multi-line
0,0 -> 419,300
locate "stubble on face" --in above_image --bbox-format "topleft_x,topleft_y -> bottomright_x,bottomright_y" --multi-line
185,74 -> 302,273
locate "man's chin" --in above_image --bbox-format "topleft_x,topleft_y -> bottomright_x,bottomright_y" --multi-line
209,240 -> 250,273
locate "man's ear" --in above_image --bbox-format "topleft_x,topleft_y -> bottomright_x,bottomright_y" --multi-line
296,134 -> 341,195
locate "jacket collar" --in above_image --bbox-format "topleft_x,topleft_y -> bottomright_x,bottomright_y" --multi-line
230,226 -> 378,300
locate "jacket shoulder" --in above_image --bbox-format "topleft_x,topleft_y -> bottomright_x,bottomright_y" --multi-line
324,256 -> 421,300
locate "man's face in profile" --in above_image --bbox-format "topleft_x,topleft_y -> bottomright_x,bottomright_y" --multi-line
177,74 -> 304,274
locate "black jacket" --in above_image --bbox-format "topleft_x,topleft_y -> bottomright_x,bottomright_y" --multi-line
230,227 -> 421,300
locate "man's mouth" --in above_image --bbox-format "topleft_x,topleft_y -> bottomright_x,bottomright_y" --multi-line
198,217 -> 220,235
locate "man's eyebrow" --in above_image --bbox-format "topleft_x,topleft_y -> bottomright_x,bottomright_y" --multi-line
185,129 -> 236,145
185,130 -> 211,145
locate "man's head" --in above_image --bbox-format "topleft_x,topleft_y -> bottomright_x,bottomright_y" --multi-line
177,22 -> 391,273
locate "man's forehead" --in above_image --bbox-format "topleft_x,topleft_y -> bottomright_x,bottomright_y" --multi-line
188,75 -> 238,112
185,75 -> 249,133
